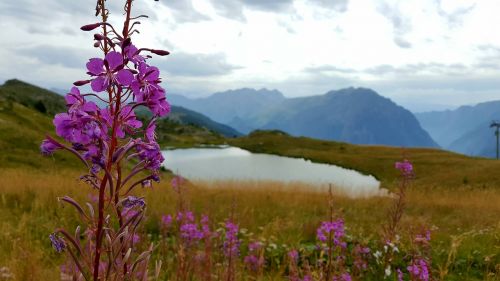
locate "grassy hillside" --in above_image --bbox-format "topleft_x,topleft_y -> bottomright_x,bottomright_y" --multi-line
0,79 -> 229,168
229,130 -> 500,188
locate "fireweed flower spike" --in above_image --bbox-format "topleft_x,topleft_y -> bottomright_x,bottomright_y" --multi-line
41,0 -> 170,279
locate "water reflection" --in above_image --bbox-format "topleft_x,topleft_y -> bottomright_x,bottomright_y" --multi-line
162,147 -> 386,198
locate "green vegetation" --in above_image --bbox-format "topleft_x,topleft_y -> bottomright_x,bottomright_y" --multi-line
230,130 -> 500,188
0,80 -> 499,279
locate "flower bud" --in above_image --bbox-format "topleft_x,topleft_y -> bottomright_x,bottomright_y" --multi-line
150,49 -> 170,56
81,23 -> 101,31
73,80 -> 91,86
94,33 -> 104,41
93,42 -> 100,48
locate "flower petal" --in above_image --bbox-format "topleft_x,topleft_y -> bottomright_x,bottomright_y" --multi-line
116,69 -> 134,86
105,51 -> 123,71
91,76 -> 108,92
144,66 -> 160,82
86,58 -> 104,75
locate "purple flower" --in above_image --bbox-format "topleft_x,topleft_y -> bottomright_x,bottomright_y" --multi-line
288,249 -> 299,263
334,273 -> 351,281
395,159 -> 413,177
161,214 -> 173,228
100,105 -> 142,138
397,268 -> 404,281
415,230 -> 431,244
316,219 -> 346,248
130,233 -> 140,245
86,51 -> 134,92
249,241 -> 262,253
244,255 -> 263,272
49,233 -> 66,253
176,211 -> 195,223
200,214 -> 213,238
131,62 -> 170,117
145,120 -> 156,142
125,44 -> 145,65
223,220 -> 240,258
65,87 -> 98,114
135,140 -> 164,171
180,223 -> 203,247
353,244 -> 370,271
40,137 -> 63,156
407,258 -> 429,281
122,196 -> 146,209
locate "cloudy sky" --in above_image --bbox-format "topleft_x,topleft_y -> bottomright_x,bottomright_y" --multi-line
1,0 -> 499,112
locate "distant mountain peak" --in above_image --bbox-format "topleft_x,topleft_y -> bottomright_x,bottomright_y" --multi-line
211,87 -> 285,99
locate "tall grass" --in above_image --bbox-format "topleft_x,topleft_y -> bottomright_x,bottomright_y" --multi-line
0,168 -> 498,280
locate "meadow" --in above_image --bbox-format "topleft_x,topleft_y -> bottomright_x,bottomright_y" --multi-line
1,93 -> 499,279
0,153 -> 499,280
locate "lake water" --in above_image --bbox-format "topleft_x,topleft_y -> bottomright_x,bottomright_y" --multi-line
161,146 -> 385,198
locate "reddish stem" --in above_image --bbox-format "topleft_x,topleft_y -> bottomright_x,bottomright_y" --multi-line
93,1 -> 134,279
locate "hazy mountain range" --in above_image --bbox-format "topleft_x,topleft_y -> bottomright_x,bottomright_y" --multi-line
416,101 -> 500,158
170,87 -> 439,148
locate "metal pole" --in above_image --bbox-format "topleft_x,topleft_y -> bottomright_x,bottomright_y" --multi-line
496,128 -> 499,160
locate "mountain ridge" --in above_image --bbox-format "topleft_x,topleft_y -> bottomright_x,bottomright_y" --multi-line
171,87 -> 439,148
416,100 -> 500,158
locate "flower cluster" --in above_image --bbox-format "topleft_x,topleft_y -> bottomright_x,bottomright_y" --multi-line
41,1 -> 170,280
244,241 -> 264,273
407,258 -> 430,281
223,220 -> 240,258
316,219 -> 346,248
395,159 -> 413,178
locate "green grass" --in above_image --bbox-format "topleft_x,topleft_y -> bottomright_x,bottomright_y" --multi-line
0,81 -> 499,279
229,130 -> 500,189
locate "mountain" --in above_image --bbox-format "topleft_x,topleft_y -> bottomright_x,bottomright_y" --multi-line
171,87 -> 438,148
0,79 -> 240,138
260,88 -> 438,147
448,121 -> 497,158
0,79 -> 240,158
169,88 -> 286,128
415,101 -> 500,147
416,101 -> 500,157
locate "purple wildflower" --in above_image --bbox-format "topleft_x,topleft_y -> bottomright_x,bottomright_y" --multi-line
333,273 -> 352,281
40,137 -> 63,156
249,241 -> 262,253
353,244 -> 371,271
130,62 -> 170,117
288,249 -> 299,263
395,159 -> 413,177
161,214 -> 173,228
49,233 -> 66,253
132,233 -> 140,244
176,211 -> 195,223
223,220 -> 240,258
244,255 -> 264,273
100,105 -> 142,138
124,44 -> 145,65
200,214 -> 213,238
316,219 -> 346,248
397,268 -> 404,281
135,140 -> 164,171
86,51 -> 134,92
180,223 -> 203,247
407,258 -> 430,281
145,119 -> 156,142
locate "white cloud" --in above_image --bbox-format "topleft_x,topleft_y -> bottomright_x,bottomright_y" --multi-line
1,0 -> 500,111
